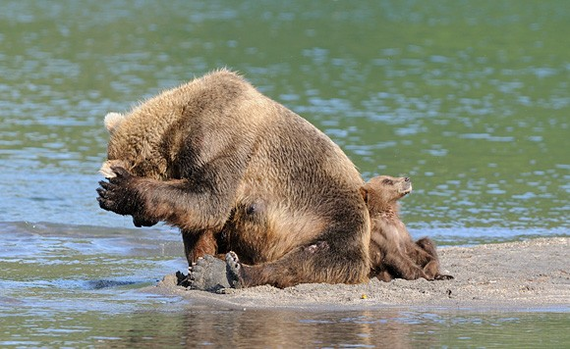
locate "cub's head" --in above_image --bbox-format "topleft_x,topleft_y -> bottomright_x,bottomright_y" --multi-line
360,175 -> 412,214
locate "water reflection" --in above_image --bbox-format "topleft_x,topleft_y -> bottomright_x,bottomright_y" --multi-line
4,306 -> 562,348
1,221 -> 567,347
171,309 -> 418,348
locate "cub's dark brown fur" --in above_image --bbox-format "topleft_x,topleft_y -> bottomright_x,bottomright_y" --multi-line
97,69 -> 371,288
361,175 -> 452,281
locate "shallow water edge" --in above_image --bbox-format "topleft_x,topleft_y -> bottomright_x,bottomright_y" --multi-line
1,222 -> 568,347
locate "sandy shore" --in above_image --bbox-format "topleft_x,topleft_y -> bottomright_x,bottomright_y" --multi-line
147,237 -> 570,311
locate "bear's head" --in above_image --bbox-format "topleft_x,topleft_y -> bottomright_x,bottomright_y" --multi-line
99,110 -> 168,179
360,175 -> 412,214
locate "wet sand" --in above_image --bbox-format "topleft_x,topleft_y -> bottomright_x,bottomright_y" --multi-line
148,237 -> 570,311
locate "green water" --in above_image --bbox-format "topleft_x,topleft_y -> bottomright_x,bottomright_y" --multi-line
0,0 -> 568,347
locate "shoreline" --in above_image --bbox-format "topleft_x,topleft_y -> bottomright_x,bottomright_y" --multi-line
145,237 -> 570,312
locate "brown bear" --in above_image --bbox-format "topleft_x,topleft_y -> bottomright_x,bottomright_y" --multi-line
97,69 -> 371,289
361,175 -> 452,281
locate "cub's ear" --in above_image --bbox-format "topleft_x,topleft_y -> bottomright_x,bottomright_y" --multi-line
104,112 -> 126,133
360,186 -> 369,204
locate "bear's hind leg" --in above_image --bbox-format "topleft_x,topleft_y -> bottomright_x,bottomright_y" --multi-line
414,237 -> 453,280
225,241 -> 369,289
382,247 -> 428,281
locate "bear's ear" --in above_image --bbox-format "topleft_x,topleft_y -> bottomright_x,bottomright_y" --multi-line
104,112 -> 126,133
360,186 -> 369,204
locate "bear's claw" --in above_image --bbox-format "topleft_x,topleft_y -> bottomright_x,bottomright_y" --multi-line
225,251 -> 244,288
435,274 -> 454,281
183,255 -> 232,292
96,166 -> 139,216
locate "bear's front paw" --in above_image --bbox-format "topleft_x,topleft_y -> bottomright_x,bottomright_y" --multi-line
96,166 -> 141,216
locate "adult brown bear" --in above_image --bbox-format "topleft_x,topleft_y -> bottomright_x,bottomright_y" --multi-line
97,69 -> 371,288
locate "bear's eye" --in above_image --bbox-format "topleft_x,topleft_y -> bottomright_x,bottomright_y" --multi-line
382,179 -> 393,185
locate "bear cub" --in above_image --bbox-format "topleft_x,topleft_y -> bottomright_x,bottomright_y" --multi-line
361,175 -> 453,281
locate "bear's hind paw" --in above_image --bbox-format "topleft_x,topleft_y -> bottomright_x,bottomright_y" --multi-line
225,251 -> 244,288
186,255 -> 231,292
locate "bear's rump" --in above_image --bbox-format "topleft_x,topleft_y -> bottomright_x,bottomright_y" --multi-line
219,195 -> 329,264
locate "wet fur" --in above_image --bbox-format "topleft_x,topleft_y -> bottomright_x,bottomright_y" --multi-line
97,69 -> 370,288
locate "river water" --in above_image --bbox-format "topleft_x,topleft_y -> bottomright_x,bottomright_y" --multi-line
0,1 -> 568,347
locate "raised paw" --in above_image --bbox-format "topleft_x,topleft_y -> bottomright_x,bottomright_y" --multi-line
96,166 -> 141,216
186,255 -> 231,292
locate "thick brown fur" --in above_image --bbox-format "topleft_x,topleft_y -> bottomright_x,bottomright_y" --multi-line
361,175 -> 452,281
97,69 -> 371,288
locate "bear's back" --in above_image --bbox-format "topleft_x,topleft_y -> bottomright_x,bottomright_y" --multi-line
106,69 -> 269,179
226,95 -> 367,261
